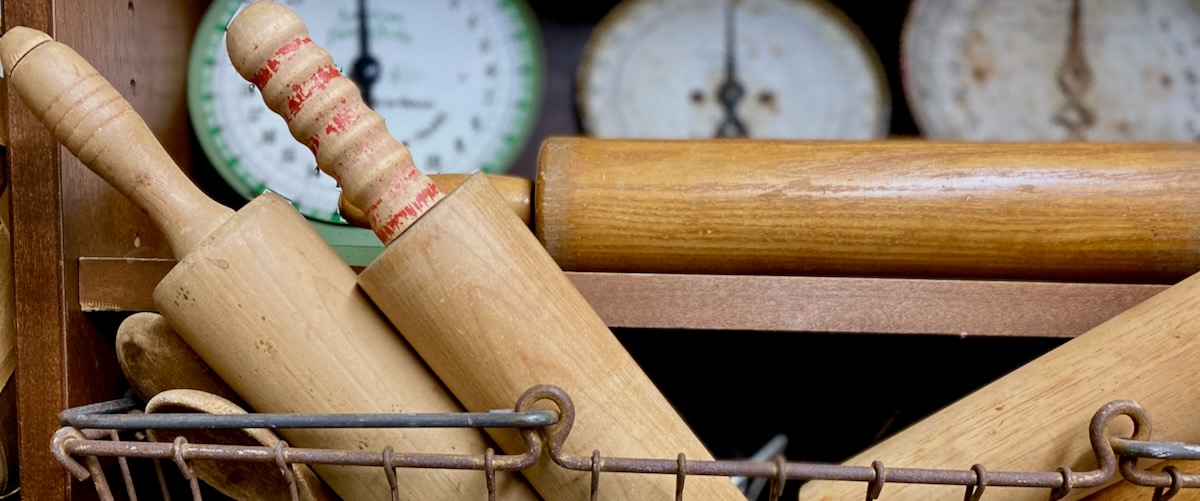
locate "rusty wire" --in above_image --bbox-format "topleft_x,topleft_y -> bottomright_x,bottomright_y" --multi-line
52,384 -> 1200,500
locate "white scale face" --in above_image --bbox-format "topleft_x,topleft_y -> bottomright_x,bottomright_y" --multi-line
190,0 -> 543,224
577,0 -> 890,140
904,0 -> 1200,141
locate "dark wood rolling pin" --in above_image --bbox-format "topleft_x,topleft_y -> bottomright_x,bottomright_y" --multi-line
226,3 -> 745,499
344,138 -> 1200,283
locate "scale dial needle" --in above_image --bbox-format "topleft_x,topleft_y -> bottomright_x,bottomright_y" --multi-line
715,0 -> 749,138
348,0 -> 381,108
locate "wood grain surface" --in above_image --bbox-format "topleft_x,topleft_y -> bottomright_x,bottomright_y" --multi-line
360,174 -> 745,500
115,312 -> 243,406
223,5 -> 741,498
2,24 -> 537,501
797,268 -> 1200,500
538,137 -> 1200,283
153,194 -> 537,501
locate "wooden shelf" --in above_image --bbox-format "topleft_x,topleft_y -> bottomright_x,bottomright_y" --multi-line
79,257 -> 1165,338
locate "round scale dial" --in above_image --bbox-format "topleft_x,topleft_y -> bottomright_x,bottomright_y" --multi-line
903,0 -> 1200,141
577,0 -> 890,140
189,0 -> 544,226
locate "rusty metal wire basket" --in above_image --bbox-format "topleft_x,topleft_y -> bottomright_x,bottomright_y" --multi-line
52,385 -> 1200,500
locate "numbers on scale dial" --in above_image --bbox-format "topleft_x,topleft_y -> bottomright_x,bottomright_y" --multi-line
902,0 -> 1200,141
190,0 -> 543,223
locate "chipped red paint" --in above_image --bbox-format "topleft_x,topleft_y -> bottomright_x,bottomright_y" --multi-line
370,180 -> 443,243
306,135 -> 320,154
286,64 -> 339,119
324,103 -> 361,135
252,36 -> 312,89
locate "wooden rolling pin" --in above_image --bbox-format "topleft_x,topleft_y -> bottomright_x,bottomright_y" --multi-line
341,138 -> 1200,283
796,267 -> 1200,500
116,312 -> 244,406
0,27 -> 538,501
226,3 -> 744,500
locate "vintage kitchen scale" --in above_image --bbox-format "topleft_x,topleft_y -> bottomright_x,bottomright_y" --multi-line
902,0 -> 1200,141
576,0 -> 891,139
188,0 -> 545,265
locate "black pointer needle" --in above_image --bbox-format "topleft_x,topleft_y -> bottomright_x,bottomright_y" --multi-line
349,0 -> 381,108
715,0 -> 749,138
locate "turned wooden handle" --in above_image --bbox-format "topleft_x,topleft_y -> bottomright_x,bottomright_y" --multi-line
0,27 -> 232,256
339,174 -> 534,228
225,2 -> 443,244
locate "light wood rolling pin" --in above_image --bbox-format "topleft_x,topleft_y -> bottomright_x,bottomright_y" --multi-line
795,264 -> 1200,500
116,312 -> 244,406
0,27 -> 538,501
225,3 -> 744,500
342,138 -> 1200,283
117,313 -> 338,500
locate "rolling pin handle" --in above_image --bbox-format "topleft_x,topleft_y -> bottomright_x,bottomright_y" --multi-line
224,2 -> 444,244
0,27 -> 232,256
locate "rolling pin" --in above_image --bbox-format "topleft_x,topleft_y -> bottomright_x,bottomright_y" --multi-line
225,3 -> 744,499
0,27 -> 538,501
116,313 -> 338,500
341,138 -> 1200,283
116,312 -> 243,406
796,267 -> 1200,500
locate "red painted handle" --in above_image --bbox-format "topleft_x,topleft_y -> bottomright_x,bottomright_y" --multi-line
225,2 -> 444,244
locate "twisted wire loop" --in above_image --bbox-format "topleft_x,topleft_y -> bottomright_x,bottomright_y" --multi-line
963,464 -> 986,501
51,427 -> 93,481
382,445 -> 398,501
866,460 -> 886,500
170,436 -> 203,501
1152,466 -> 1184,501
769,455 -> 786,501
1048,466 -> 1074,500
589,450 -> 601,501
675,453 -> 686,501
273,441 -> 300,501
484,448 -> 496,501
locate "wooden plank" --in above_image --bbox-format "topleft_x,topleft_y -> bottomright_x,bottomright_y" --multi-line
79,257 -> 1166,337
572,273 -> 1165,337
78,258 -> 175,313
4,0 -> 205,498
5,2 -> 70,499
